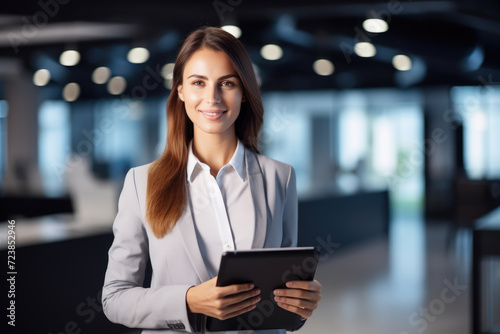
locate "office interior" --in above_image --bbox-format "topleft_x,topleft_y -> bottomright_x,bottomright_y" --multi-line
1,0 -> 500,333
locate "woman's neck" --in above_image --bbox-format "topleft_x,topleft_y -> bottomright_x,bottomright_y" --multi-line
192,131 -> 238,178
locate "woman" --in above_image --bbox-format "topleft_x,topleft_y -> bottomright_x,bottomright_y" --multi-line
102,26 -> 322,333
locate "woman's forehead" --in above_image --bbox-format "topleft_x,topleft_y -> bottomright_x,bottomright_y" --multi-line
183,48 -> 237,78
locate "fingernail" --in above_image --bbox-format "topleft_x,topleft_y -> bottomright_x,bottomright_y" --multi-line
274,290 -> 281,295
286,282 -> 293,287
249,284 -> 255,289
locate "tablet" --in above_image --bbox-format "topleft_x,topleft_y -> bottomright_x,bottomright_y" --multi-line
205,246 -> 319,332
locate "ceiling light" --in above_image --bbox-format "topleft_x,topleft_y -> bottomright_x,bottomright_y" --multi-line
393,54 -> 412,71
221,25 -> 242,38
33,69 -> 51,86
63,82 -> 80,102
107,76 -> 127,95
313,59 -> 335,76
164,79 -> 173,90
92,66 -> 111,84
59,50 -> 80,66
260,44 -> 283,61
354,42 -> 376,57
362,19 -> 389,33
127,47 -> 149,64
161,63 -> 175,80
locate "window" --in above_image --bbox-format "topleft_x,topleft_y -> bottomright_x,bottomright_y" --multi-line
451,86 -> 500,179
261,89 -> 424,212
38,101 -> 70,197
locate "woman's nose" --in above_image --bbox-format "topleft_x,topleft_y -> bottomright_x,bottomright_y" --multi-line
206,85 -> 221,105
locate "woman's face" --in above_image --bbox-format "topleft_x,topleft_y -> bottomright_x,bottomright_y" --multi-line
178,48 -> 244,139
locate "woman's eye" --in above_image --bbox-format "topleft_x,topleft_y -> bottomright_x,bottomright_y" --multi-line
193,81 -> 204,86
221,81 -> 235,87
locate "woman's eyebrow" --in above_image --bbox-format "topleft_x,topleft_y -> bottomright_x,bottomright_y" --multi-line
186,74 -> 238,80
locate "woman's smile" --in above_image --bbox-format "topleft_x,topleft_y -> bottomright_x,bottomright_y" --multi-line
199,109 -> 228,118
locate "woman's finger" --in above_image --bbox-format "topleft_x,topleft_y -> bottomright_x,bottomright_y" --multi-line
218,288 -> 261,308
221,302 -> 259,321
285,280 -> 322,291
216,280 -> 256,298
276,301 -> 313,319
273,296 -> 317,311
273,288 -> 321,302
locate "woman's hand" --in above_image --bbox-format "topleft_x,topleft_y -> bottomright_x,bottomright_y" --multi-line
273,280 -> 322,319
186,277 -> 261,320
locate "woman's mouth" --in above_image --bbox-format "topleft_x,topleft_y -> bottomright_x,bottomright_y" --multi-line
199,109 -> 227,120
199,110 -> 227,116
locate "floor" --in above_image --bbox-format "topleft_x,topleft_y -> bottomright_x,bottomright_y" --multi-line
297,212 -> 471,334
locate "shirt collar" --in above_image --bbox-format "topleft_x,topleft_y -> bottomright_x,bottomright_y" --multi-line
229,139 -> 245,181
186,139 -> 246,183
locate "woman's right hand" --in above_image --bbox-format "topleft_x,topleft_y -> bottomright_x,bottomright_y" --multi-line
186,277 -> 261,320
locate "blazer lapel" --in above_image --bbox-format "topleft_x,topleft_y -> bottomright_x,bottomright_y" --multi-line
246,150 -> 268,249
176,187 -> 211,283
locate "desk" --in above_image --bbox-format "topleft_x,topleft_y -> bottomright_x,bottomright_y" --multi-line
473,206 -> 500,334
0,214 -> 132,333
0,214 -> 112,249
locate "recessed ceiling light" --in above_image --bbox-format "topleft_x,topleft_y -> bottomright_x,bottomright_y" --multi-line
393,54 -> 412,71
354,42 -> 376,57
92,66 -> 111,84
127,47 -> 149,64
63,82 -> 80,102
164,78 -> 173,90
33,69 -> 51,86
362,19 -> 389,33
107,76 -> 127,95
313,59 -> 335,76
60,50 -> 80,66
260,44 -> 283,61
221,25 -> 242,38
161,63 -> 175,80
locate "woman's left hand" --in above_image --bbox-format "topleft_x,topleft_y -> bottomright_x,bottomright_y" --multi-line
273,279 -> 322,319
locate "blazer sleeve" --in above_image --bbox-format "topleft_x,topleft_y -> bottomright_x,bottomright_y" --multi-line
281,165 -> 298,247
102,168 -> 196,332
280,166 -> 307,331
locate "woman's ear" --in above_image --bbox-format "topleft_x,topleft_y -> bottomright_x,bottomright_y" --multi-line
177,84 -> 184,102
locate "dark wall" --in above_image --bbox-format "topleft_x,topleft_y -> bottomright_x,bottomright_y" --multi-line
298,190 -> 390,251
1,233 -> 131,334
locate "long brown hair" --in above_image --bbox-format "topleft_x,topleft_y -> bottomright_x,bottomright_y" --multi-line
146,27 -> 264,238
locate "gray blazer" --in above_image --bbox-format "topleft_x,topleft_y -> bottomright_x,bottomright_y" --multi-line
102,149 -> 298,334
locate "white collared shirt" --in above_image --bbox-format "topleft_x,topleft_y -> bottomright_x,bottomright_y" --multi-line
187,139 -> 255,278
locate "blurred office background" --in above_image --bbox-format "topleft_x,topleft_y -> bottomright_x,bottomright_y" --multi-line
1,0 -> 500,333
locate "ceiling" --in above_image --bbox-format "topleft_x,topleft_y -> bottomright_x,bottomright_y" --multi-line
0,0 -> 499,99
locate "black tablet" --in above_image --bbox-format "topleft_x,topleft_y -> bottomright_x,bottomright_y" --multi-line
206,246 -> 319,332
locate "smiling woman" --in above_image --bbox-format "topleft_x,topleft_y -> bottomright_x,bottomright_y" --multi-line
145,27 -> 263,238
102,26 -> 322,334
